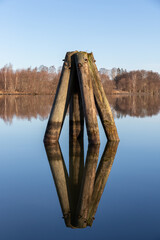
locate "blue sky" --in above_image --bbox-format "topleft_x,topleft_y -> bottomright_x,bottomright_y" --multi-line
0,0 -> 160,72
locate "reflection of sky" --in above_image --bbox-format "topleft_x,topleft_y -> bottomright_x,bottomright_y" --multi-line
0,114 -> 160,239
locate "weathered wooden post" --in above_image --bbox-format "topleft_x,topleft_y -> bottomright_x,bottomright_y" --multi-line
69,54 -> 84,141
44,50 -> 120,149
88,53 -> 119,141
44,51 -> 78,144
75,52 -> 100,145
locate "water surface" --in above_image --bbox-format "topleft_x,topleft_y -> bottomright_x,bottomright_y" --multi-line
0,95 -> 160,240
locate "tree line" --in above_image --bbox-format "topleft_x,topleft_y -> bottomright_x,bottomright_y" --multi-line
0,64 -> 160,95
99,68 -> 160,95
0,64 -> 61,94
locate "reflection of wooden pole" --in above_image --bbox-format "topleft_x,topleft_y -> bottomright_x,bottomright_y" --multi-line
44,143 -> 72,227
44,51 -> 78,144
69,55 -> 84,140
88,53 -> 119,141
69,139 -> 84,227
87,141 -> 119,226
75,52 -> 100,145
45,140 -> 119,228
76,144 -> 100,228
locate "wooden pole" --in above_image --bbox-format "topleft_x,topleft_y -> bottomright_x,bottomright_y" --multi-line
44,143 -> 72,227
44,51 -> 78,144
69,55 -> 84,141
88,53 -> 120,141
87,141 -> 119,226
75,52 -> 100,145
76,144 -> 100,228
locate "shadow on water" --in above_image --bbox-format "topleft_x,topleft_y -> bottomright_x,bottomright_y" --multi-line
44,139 -> 119,228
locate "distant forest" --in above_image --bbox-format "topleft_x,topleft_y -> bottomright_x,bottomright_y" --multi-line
0,64 -> 160,95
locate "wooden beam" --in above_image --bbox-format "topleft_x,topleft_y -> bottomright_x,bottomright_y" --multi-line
44,51 -> 78,144
69,55 -> 84,141
88,53 -> 120,141
75,52 -> 100,145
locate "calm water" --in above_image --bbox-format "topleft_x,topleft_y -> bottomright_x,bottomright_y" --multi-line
0,95 -> 160,240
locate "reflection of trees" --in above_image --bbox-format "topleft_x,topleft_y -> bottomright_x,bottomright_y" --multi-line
0,96 -> 53,123
107,95 -> 160,118
1,94 -> 160,123
45,140 -> 119,228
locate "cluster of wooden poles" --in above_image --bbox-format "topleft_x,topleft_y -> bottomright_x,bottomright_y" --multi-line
44,51 -> 120,227
44,51 -> 119,144
44,139 -> 119,228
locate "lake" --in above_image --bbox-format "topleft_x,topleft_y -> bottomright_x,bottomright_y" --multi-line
0,95 -> 160,240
